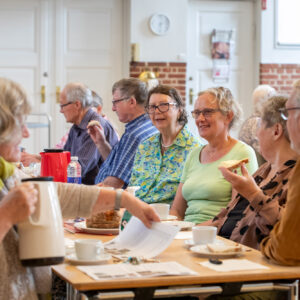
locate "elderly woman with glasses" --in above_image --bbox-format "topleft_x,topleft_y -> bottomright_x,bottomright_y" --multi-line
170,87 -> 258,224
200,96 -> 298,250
0,78 -> 159,299
121,85 -> 199,227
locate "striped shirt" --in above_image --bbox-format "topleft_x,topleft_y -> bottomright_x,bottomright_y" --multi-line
64,108 -> 118,185
95,114 -> 158,187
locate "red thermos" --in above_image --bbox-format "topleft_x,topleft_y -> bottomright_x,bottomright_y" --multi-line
40,149 -> 71,182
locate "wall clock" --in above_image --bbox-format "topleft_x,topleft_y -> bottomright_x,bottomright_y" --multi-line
149,13 -> 170,36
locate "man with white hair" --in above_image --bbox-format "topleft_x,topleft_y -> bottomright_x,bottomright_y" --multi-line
239,84 -> 276,165
61,82 -> 118,184
261,80 -> 300,265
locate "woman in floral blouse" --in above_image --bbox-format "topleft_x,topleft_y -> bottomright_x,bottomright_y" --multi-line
122,85 -> 199,227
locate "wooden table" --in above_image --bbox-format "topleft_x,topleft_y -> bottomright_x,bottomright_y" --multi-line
52,232 -> 300,299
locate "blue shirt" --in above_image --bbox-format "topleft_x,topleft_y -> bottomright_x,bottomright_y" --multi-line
95,114 -> 158,187
64,108 -> 118,185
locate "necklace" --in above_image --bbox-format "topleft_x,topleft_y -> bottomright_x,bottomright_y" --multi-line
160,136 -> 173,148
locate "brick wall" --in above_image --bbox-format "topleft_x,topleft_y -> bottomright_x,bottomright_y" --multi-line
260,63 -> 300,95
130,62 -> 186,101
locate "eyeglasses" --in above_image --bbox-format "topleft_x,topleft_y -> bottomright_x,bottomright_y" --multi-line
279,107 -> 300,120
112,97 -> 130,106
145,102 -> 178,114
60,102 -> 74,109
191,108 -> 221,119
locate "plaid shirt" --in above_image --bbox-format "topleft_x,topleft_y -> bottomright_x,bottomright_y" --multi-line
95,114 -> 157,187
64,109 -> 118,184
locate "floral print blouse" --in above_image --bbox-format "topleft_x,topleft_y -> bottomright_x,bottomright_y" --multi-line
128,125 -> 200,204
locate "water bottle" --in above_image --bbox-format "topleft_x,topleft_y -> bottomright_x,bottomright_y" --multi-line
67,156 -> 81,184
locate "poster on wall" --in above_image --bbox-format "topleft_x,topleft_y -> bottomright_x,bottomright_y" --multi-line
211,29 -> 234,82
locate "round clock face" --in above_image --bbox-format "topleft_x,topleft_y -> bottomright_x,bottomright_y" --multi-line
149,14 -> 170,36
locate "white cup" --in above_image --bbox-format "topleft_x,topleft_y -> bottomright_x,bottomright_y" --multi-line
192,226 -> 217,245
150,203 -> 170,220
126,186 -> 140,196
74,239 -> 103,260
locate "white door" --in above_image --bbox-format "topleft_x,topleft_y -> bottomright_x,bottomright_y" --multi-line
187,0 -> 255,140
0,0 -> 125,153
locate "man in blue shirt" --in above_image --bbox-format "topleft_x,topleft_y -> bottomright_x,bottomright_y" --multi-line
89,78 -> 157,188
61,82 -> 118,184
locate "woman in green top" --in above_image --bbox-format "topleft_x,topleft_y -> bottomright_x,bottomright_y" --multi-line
122,85 -> 200,228
170,87 -> 258,223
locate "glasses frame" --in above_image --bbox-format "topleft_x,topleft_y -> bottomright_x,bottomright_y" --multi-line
60,101 -> 74,109
145,102 -> 178,114
279,107 -> 300,120
112,97 -> 131,106
191,108 -> 221,119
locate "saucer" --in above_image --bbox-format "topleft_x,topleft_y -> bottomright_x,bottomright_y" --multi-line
161,215 -> 178,221
184,239 -> 224,249
65,253 -> 111,265
164,221 -> 195,231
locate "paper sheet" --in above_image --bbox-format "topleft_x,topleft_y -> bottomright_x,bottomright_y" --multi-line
199,259 -> 269,272
104,217 -> 179,258
77,261 -> 198,280
175,231 -> 192,240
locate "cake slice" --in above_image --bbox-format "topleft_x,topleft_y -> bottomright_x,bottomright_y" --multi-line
218,158 -> 249,171
206,243 -> 243,253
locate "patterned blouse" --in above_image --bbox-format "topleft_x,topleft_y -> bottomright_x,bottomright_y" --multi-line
209,159 -> 296,250
128,125 -> 200,204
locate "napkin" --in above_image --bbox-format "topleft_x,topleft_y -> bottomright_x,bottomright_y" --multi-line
199,259 -> 269,272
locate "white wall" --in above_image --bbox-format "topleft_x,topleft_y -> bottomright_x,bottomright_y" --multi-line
260,0 -> 300,63
130,0 -> 188,62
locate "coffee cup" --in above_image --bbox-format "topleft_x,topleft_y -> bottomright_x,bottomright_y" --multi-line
74,239 -> 103,260
150,203 -> 170,220
192,226 -> 217,245
126,186 -> 140,196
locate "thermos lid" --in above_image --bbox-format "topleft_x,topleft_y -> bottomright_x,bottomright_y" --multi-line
21,177 -> 54,182
43,149 -> 64,153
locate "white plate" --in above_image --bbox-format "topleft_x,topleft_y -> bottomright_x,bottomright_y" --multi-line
164,221 -> 195,231
65,253 -> 111,265
161,215 -> 178,221
190,245 -> 245,258
74,221 -> 119,235
184,239 -> 224,249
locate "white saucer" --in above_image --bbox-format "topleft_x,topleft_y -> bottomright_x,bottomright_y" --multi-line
65,253 -> 111,265
184,239 -> 224,248
161,215 -> 178,221
190,245 -> 245,259
74,221 -> 119,235
164,220 -> 195,231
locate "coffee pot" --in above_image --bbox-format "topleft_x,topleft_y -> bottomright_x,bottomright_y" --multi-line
18,177 -> 65,266
40,149 -> 70,182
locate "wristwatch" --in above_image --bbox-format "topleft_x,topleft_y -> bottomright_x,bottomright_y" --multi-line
114,189 -> 123,211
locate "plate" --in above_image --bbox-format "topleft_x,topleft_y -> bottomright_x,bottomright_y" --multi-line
161,215 -> 178,221
65,253 -> 111,265
164,221 -> 195,231
184,239 -> 224,249
74,221 -> 119,235
190,245 -> 245,258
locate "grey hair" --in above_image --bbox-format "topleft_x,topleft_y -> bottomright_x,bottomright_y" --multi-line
112,78 -> 148,106
198,86 -> 242,129
91,90 -> 103,108
64,82 -> 93,108
292,80 -> 300,105
0,77 -> 31,144
261,95 -> 289,141
252,85 -> 276,115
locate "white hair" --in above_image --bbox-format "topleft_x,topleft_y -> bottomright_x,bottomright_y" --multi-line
64,82 -> 93,108
252,85 -> 276,115
292,80 -> 300,105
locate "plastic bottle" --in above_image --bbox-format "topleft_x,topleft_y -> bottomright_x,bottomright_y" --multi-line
67,156 -> 82,184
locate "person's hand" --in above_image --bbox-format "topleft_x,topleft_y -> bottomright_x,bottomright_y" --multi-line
123,192 -> 160,228
20,152 -> 41,167
219,164 -> 260,200
87,123 -> 106,146
0,183 -> 38,226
